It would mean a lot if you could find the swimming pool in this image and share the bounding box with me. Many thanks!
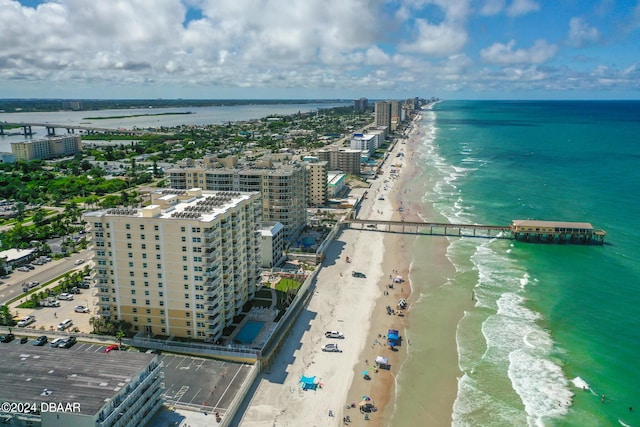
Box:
[235,320,265,344]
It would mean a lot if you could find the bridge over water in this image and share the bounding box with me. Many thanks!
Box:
[0,122,154,137]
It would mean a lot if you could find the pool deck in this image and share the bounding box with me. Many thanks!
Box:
[228,288,278,349]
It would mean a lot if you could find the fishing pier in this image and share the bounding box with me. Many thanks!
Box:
[344,219,606,245]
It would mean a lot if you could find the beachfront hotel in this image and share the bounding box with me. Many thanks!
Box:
[83,188,262,342]
[166,161,306,241]
[10,134,82,160]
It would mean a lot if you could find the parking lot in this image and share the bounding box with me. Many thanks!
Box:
[0,333,255,420]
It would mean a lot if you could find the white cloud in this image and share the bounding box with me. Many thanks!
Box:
[568,17,600,47]
[506,0,539,17]
[480,39,557,64]
[479,0,505,16]
[399,18,468,55]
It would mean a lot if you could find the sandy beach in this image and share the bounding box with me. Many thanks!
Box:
[240,111,460,426]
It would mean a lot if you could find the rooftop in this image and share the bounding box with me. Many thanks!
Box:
[0,345,156,415]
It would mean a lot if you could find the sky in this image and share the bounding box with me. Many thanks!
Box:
[1,0,640,100]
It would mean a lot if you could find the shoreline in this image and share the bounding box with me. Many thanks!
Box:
[239,109,464,426]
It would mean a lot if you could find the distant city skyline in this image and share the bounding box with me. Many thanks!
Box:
[2,0,640,100]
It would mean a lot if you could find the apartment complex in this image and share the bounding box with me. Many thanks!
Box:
[166,163,306,241]
[259,222,286,268]
[354,97,368,112]
[316,145,362,176]
[0,345,163,427]
[11,135,82,161]
[83,189,262,342]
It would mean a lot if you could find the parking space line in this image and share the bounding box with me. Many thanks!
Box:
[189,388,202,405]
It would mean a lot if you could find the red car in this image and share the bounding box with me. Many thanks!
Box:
[104,344,119,353]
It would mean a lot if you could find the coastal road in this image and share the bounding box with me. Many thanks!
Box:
[0,249,91,305]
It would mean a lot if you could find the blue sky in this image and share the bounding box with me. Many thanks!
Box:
[1,0,639,99]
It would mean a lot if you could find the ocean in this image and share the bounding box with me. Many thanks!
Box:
[396,101,640,426]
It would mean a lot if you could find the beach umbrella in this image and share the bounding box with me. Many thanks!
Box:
[362,370,368,376]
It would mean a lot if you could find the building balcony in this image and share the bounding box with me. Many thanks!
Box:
[206,304,222,317]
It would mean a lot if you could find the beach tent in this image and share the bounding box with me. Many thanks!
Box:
[299,375,319,391]
[387,329,400,345]
[394,275,403,283]
[375,356,389,369]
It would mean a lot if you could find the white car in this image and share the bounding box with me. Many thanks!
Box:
[322,343,342,352]
[74,259,85,265]
[74,305,90,313]
[17,315,36,327]
[57,293,74,301]
[325,331,344,339]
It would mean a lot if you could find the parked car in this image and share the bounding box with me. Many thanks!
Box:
[40,298,60,307]
[20,337,28,344]
[325,331,345,339]
[104,344,119,353]
[0,333,15,343]
[49,338,64,348]
[69,287,81,294]
[352,271,366,278]
[57,319,73,330]
[74,259,84,265]
[322,343,342,352]
[32,335,48,346]
[17,315,36,327]
[57,293,73,301]
[59,337,77,348]
[17,266,30,272]
[58,337,76,348]
[77,283,90,289]
[74,305,90,313]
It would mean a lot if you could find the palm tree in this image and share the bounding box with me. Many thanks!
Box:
[115,329,125,348]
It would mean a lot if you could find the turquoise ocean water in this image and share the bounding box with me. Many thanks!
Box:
[402,101,640,426]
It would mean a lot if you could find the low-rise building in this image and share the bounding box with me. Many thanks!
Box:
[0,345,164,427]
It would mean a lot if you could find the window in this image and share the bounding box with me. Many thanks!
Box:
[157,273,162,278]
[143,272,148,278]
[144,281,149,287]
[186,321,191,326]
[161,319,165,324]
[159,291,164,297]
[154,225,159,231]
[132,298,137,304]
[146,308,151,314]
[159,300,164,306]
[192,237,201,243]
[184,275,189,281]
[192,227,201,233]
[160,310,165,315]
[130,280,135,286]
[181,236,186,242]
[181,226,186,232]
[185,303,190,308]
[147,318,151,323]
[186,312,191,318]
[145,300,150,305]
[156,254,161,260]
[140,234,145,240]
[133,307,137,313]
[128,261,134,267]
[131,290,136,295]
[185,293,189,299]
[183,265,188,271]
[133,316,138,322]
[155,235,160,241]
[142,253,147,259]
[141,243,146,250]
[155,244,160,250]
[126,233,131,239]
[129,271,135,277]
[158,282,163,288]
[126,224,131,230]
[144,290,149,296]
[127,243,132,249]
[183,256,188,262]
[156,264,162,269]
[142,263,147,268]
[182,246,187,252]
[128,252,133,258]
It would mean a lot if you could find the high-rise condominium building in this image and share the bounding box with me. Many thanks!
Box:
[166,163,306,241]
[305,159,328,207]
[83,189,262,342]
[374,101,392,129]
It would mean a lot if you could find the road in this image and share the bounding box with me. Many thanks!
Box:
[0,249,91,306]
